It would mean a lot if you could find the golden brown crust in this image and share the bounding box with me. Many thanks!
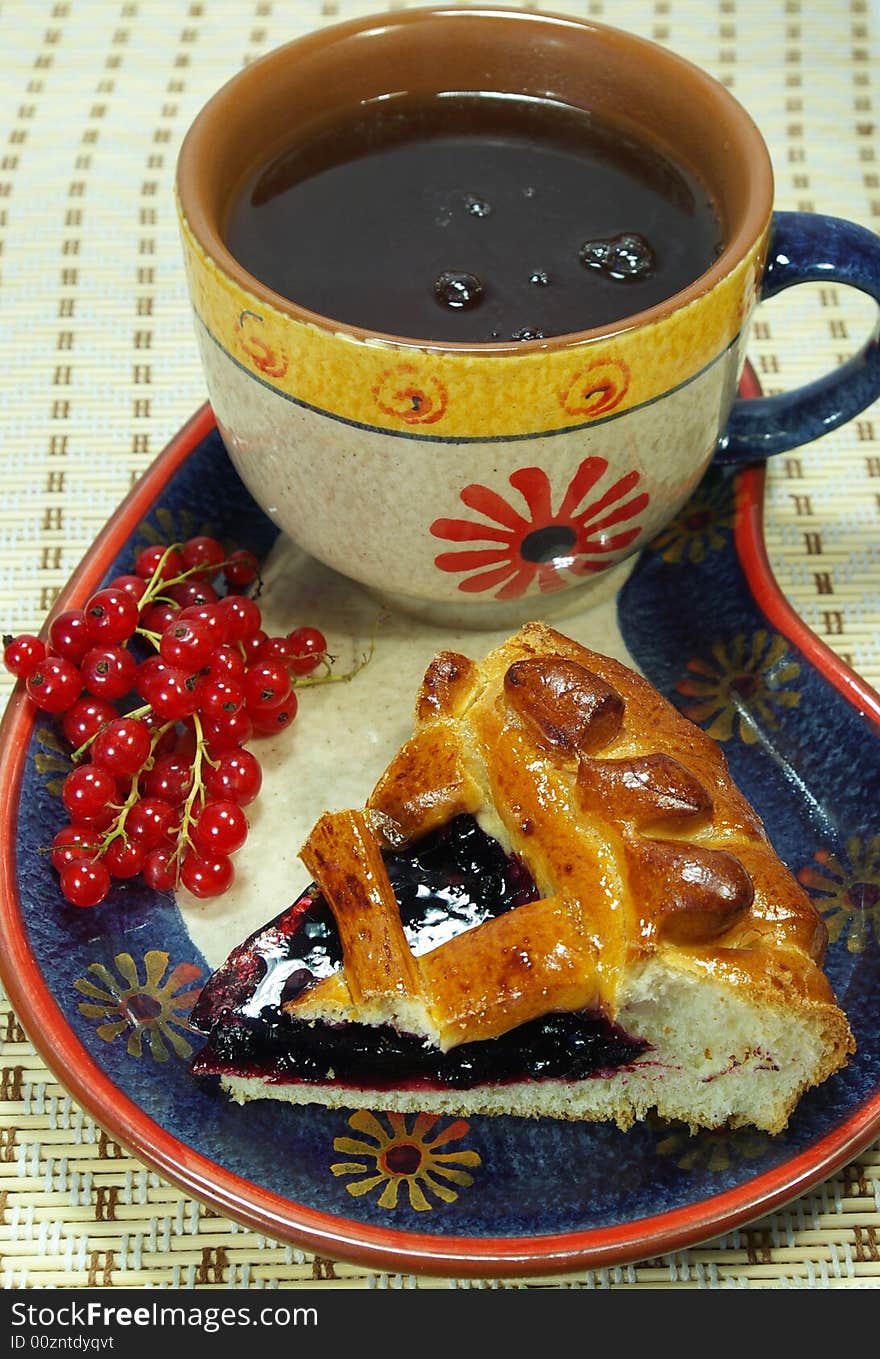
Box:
[420,895,599,1048]
[503,656,625,755]
[487,624,830,979]
[367,721,482,848]
[298,810,422,1014]
[415,650,480,723]
[286,622,853,1083]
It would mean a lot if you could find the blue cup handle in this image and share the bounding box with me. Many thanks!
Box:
[716,210,880,465]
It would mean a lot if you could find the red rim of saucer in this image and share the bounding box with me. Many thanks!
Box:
[734,361,880,728]
[1,385,878,1279]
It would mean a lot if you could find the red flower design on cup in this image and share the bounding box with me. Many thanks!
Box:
[559,357,631,419]
[373,363,448,426]
[235,309,289,379]
[430,456,650,599]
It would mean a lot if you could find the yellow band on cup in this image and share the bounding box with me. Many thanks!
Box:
[178,206,766,440]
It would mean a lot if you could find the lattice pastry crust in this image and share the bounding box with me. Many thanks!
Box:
[210,623,855,1133]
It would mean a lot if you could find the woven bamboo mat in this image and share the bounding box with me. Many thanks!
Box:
[0,0,878,1290]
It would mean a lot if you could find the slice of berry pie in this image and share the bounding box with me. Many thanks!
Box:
[191,623,854,1134]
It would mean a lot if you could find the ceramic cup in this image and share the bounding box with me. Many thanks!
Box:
[175,6,880,628]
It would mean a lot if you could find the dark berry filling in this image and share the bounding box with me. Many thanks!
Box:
[192,1009,647,1091]
[190,814,649,1090]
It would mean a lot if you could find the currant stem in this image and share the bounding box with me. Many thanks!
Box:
[136,541,261,615]
[169,710,209,878]
[137,543,187,613]
[291,637,376,689]
[87,715,173,857]
[147,718,175,757]
[97,770,142,853]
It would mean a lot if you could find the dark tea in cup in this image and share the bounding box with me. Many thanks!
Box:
[223,93,724,344]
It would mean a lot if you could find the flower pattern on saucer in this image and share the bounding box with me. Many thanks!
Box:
[135,504,215,556]
[652,1116,773,1172]
[74,950,202,1062]
[430,456,649,599]
[34,724,73,797]
[650,475,734,564]
[330,1110,480,1212]
[674,630,801,743]
[797,837,880,953]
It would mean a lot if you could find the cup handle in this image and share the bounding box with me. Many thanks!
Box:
[716,210,880,465]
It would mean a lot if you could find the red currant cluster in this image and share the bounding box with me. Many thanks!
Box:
[3,536,334,908]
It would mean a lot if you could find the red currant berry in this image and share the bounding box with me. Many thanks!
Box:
[198,678,245,723]
[81,645,137,701]
[134,655,170,693]
[159,620,214,671]
[203,749,262,806]
[241,630,269,664]
[135,544,184,582]
[143,845,177,892]
[143,667,200,721]
[155,729,178,758]
[174,721,198,761]
[223,549,260,588]
[126,797,176,848]
[26,656,83,713]
[3,633,46,680]
[254,636,292,666]
[190,799,248,856]
[48,610,91,664]
[201,706,254,750]
[60,858,111,908]
[243,660,291,712]
[181,535,226,576]
[109,573,148,603]
[140,601,180,635]
[61,695,117,748]
[250,698,298,736]
[168,579,219,610]
[102,835,145,879]
[204,643,246,684]
[84,588,139,644]
[92,716,153,778]
[143,752,193,804]
[61,764,119,823]
[178,603,229,648]
[180,850,234,899]
[286,626,327,676]
[218,595,262,643]
[50,824,101,872]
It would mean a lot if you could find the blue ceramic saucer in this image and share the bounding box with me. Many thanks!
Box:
[1,399,878,1278]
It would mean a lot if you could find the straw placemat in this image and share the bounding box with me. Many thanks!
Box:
[0,0,878,1290]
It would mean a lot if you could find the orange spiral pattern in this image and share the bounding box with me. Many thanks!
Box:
[558,357,631,418]
[372,363,449,426]
[235,310,289,380]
